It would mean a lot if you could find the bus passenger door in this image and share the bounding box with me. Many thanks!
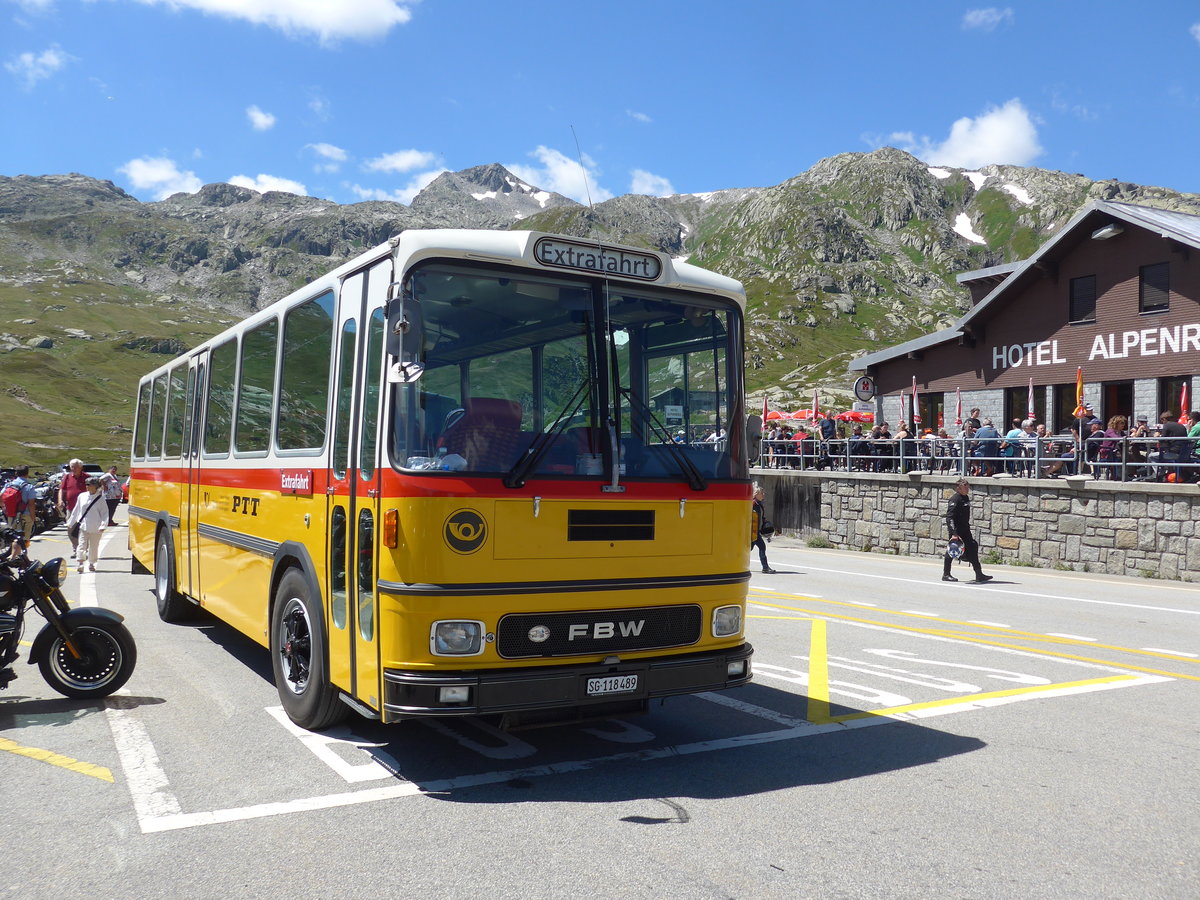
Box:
[326,272,362,698]
[351,263,389,710]
[326,258,389,712]
[182,353,205,601]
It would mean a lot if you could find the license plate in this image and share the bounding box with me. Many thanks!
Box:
[586,674,639,696]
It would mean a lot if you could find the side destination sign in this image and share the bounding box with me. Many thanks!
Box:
[534,237,662,281]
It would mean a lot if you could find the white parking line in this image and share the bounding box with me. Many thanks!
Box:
[1141,648,1199,658]
[769,554,1200,616]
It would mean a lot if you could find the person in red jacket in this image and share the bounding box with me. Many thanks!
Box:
[57,458,88,557]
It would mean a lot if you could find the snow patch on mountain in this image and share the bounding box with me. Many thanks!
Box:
[964,171,987,191]
[954,213,986,244]
[1002,183,1032,205]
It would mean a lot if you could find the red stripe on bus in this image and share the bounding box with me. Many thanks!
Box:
[129,467,750,501]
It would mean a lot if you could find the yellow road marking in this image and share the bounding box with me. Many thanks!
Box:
[750,594,1200,681]
[0,736,114,782]
[829,674,1146,723]
[806,618,830,724]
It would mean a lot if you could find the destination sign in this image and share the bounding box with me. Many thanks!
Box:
[534,237,662,281]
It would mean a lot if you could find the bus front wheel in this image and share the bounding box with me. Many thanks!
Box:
[270,569,347,730]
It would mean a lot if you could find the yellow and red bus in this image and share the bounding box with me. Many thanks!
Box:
[129,229,752,730]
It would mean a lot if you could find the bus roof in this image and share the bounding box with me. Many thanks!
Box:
[137,228,745,382]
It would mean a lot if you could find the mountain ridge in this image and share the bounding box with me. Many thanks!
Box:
[2,148,1198,466]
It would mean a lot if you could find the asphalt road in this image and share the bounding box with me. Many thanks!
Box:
[3,522,1198,899]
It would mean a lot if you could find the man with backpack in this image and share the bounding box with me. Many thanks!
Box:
[2,465,37,544]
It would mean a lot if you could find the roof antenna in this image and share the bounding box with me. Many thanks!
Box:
[570,125,595,212]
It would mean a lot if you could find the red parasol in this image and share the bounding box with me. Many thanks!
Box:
[838,410,874,423]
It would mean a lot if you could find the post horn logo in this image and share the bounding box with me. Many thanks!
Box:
[444,509,487,554]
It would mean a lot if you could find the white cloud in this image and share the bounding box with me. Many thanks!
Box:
[306,142,347,173]
[5,44,72,89]
[507,146,613,205]
[630,169,674,197]
[228,173,307,195]
[1191,23,1200,45]
[246,104,276,130]
[890,99,1042,169]
[962,7,1013,31]
[12,0,55,13]
[130,0,415,44]
[118,156,203,200]
[307,93,332,120]
[627,110,652,124]
[349,168,445,204]
[363,149,440,174]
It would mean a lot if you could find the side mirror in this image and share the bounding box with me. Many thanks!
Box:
[386,284,425,383]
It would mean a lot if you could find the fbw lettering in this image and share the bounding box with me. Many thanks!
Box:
[232,496,261,515]
[568,620,646,640]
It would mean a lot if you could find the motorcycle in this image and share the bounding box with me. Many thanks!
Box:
[32,478,62,534]
[0,527,136,698]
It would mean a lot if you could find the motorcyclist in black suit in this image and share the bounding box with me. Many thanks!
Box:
[942,478,991,584]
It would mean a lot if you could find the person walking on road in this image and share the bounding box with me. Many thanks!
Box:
[751,483,777,574]
[100,465,122,526]
[942,477,991,584]
[66,476,106,573]
[58,458,88,558]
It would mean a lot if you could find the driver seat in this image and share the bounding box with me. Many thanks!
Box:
[439,398,524,471]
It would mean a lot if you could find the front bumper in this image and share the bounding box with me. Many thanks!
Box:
[381,642,752,722]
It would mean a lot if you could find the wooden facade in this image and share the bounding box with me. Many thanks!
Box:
[853,201,1200,428]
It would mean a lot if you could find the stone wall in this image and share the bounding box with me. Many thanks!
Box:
[755,469,1200,582]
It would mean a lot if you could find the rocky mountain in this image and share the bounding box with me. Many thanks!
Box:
[2,149,1198,466]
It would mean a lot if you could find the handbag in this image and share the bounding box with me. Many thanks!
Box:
[760,518,775,536]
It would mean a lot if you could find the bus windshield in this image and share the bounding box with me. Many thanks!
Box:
[392,262,744,482]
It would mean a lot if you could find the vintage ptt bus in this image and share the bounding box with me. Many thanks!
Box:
[129,229,752,729]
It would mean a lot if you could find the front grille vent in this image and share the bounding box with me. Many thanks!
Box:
[567,509,654,542]
[497,604,701,658]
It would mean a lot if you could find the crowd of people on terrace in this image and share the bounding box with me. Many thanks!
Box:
[755,405,1200,484]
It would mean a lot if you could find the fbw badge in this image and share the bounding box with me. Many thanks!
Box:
[444,509,487,554]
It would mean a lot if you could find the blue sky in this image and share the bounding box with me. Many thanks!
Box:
[3,1,1199,206]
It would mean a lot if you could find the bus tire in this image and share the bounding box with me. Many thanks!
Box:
[154,529,192,623]
[270,568,347,731]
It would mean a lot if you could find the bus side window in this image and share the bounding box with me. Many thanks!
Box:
[163,364,187,458]
[333,319,356,479]
[234,317,278,455]
[357,509,374,641]
[330,506,347,630]
[360,309,384,481]
[277,290,336,453]
[133,380,152,461]
[148,372,168,460]
[205,339,237,456]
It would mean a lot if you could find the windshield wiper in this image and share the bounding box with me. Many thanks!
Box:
[619,387,708,491]
[502,380,590,489]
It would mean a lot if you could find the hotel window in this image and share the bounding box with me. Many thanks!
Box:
[1139,262,1169,313]
[1069,275,1096,323]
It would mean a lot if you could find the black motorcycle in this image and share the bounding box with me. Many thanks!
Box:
[0,528,136,698]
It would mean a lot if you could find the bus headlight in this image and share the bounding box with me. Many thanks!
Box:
[712,605,742,637]
[431,620,484,656]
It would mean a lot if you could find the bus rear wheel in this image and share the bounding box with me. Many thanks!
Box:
[270,569,347,731]
[154,530,192,623]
